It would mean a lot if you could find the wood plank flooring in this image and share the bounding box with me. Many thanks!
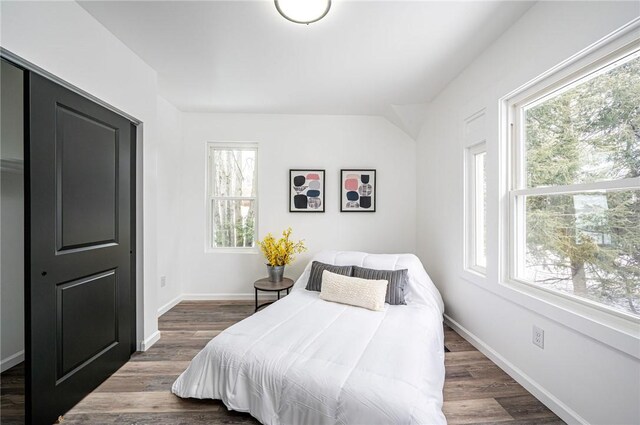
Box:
[1,300,563,424]
[0,362,24,425]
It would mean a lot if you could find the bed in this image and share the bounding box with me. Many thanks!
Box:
[172,250,446,424]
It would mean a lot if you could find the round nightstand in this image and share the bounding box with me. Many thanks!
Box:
[254,277,294,312]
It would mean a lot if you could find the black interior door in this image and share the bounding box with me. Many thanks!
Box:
[26,72,136,425]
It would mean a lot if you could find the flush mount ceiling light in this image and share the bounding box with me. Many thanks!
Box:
[275,0,331,25]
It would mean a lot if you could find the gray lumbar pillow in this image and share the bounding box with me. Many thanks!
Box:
[306,261,353,292]
[352,266,407,305]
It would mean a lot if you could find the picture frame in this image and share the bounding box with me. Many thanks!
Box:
[340,169,376,212]
[289,169,325,212]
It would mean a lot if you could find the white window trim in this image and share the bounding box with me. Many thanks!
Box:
[501,22,640,320]
[464,141,487,276]
[205,142,259,253]
[494,19,640,359]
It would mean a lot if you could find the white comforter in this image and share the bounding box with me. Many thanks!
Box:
[172,251,446,425]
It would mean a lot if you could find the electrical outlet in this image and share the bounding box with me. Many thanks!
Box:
[532,325,544,349]
[160,276,167,288]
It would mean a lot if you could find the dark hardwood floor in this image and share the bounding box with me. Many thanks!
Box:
[0,361,24,424]
[1,300,563,424]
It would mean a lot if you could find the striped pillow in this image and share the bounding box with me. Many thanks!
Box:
[352,266,407,305]
[306,261,353,292]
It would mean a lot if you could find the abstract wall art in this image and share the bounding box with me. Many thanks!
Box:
[289,169,325,212]
[340,169,376,212]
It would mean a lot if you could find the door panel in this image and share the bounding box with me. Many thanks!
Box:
[56,270,118,380]
[56,105,118,251]
[27,72,135,425]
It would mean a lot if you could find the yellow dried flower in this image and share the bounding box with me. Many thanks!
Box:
[257,227,306,266]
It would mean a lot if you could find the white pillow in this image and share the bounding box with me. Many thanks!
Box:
[319,270,388,311]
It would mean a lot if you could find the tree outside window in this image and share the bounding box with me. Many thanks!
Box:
[511,50,639,316]
[208,144,258,249]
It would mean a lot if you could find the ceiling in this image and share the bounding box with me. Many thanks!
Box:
[79,1,533,127]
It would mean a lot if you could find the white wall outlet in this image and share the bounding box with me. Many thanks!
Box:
[533,325,544,349]
[160,275,167,288]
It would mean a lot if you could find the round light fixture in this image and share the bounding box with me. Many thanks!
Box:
[275,0,331,25]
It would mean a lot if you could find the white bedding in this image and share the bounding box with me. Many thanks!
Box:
[172,251,446,425]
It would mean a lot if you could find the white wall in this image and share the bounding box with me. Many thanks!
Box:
[156,96,184,311]
[1,60,25,371]
[416,2,640,424]
[180,113,417,297]
[0,1,167,348]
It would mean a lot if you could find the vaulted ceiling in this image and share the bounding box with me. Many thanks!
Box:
[79,1,534,136]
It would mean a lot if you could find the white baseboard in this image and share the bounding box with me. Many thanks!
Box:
[1,350,24,373]
[140,330,161,352]
[181,293,278,301]
[157,295,183,316]
[444,314,588,425]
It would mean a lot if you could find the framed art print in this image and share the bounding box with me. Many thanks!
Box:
[289,169,325,212]
[340,169,376,212]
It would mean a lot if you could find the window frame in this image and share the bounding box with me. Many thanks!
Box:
[465,141,488,276]
[503,37,640,322]
[205,142,259,252]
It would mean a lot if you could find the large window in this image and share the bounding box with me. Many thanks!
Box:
[506,43,639,318]
[207,143,258,249]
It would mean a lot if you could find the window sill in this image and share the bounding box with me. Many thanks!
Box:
[507,276,639,324]
[504,279,639,357]
[205,248,259,255]
[461,268,488,287]
[462,272,640,359]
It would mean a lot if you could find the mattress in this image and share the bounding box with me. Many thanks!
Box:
[172,251,446,425]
